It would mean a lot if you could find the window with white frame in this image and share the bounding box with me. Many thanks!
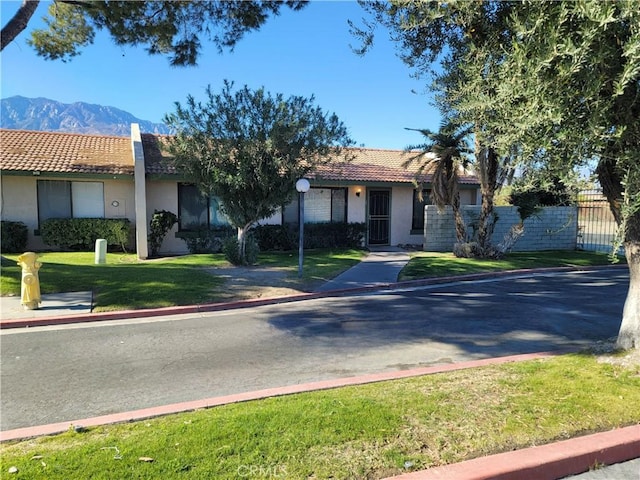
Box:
[37,180,104,225]
[283,187,347,224]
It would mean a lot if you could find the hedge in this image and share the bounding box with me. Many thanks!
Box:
[40,218,132,252]
[253,222,366,251]
[1,221,28,253]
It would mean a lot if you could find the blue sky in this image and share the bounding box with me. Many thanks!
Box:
[1,1,441,150]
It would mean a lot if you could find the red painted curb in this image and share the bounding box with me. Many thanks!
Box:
[385,425,640,480]
[0,351,556,442]
[0,265,627,330]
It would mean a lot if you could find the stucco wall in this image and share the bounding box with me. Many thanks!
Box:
[1,175,135,251]
[390,186,424,246]
[145,180,186,254]
[424,205,578,252]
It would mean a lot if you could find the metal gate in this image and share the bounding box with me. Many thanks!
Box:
[577,190,619,253]
[368,190,390,245]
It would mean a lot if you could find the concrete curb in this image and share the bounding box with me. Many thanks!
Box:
[2,350,637,480]
[0,351,556,442]
[386,425,640,480]
[0,264,627,330]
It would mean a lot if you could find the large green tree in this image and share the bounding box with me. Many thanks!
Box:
[2,0,306,66]
[164,81,353,264]
[355,0,513,256]
[491,1,640,349]
[357,0,640,348]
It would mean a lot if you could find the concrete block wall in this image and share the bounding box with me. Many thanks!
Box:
[424,206,578,252]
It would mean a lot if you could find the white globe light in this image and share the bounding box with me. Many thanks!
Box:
[296,178,310,193]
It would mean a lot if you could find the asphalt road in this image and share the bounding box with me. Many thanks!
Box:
[0,268,629,431]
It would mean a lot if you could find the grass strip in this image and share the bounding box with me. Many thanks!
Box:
[1,352,638,479]
[399,250,625,281]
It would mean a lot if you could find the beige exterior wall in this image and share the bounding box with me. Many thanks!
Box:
[145,180,186,254]
[0,175,134,250]
[347,185,366,223]
[389,185,424,246]
[104,180,136,220]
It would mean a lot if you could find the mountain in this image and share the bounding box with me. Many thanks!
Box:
[0,96,171,136]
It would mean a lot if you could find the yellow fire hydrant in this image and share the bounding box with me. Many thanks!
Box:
[17,252,41,310]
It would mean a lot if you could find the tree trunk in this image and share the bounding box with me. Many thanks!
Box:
[616,239,640,349]
[476,143,499,254]
[451,191,467,243]
[237,226,246,264]
[598,160,640,350]
[1,0,39,51]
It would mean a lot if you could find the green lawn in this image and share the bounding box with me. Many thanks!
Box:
[399,250,625,281]
[1,249,623,312]
[0,249,366,312]
[1,353,638,479]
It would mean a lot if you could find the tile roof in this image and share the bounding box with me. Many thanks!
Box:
[0,130,478,185]
[140,135,479,185]
[141,133,177,175]
[312,147,478,185]
[0,129,133,176]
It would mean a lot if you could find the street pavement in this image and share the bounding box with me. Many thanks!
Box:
[1,250,638,479]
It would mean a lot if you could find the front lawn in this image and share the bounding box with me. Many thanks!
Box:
[0,249,366,312]
[1,352,638,479]
[399,250,625,281]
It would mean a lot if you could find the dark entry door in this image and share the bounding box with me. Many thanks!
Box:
[368,190,390,245]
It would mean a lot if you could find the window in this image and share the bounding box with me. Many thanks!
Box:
[412,189,432,231]
[283,187,347,224]
[178,184,229,230]
[37,180,104,225]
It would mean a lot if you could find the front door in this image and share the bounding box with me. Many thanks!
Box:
[368,189,390,245]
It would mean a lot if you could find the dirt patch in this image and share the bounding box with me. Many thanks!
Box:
[205,265,313,301]
[592,339,640,370]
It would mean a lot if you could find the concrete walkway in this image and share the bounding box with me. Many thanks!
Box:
[0,291,93,320]
[315,246,411,292]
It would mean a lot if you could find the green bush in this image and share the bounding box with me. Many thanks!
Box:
[223,235,259,265]
[181,226,235,254]
[253,222,366,251]
[148,210,178,257]
[1,221,28,253]
[40,218,132,252]
[252,225,297,251]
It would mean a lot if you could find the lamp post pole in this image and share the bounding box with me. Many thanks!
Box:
[295,179,310,278]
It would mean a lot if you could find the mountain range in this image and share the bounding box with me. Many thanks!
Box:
[0,96,171,136]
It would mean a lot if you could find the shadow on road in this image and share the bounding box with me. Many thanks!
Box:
[267,270,629,358]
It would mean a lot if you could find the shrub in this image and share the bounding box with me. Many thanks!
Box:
[148,210,177,257]
[40,218,131,251]
[253,222,366,251]
[252,225,296,251]
[223,235,259,265]
[182,226,235,254]
[1,221,28,253]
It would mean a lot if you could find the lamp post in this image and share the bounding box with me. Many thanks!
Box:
[295,178,310,278]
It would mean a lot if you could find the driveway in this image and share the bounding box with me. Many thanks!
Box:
[0,268,628,431]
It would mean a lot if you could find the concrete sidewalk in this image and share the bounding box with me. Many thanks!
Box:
[0,291,93,320]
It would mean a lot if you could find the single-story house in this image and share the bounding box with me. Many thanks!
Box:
[1,125,480,257]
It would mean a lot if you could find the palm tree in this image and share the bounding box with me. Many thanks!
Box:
[404,121,472,244]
